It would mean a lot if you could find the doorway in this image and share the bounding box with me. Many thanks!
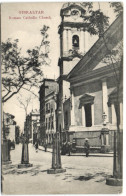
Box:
[85,103,92,127]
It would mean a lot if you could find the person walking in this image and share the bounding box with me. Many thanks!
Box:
[35,141,38,153]
[67,142,71,156]
[84,138,90,157]
[61,142,66,155]
[44,142,47,152]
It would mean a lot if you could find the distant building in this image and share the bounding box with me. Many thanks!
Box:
[24,109,40,143]
[3,112,16,142]
[39,79,58,145]
[15,126,20,144]
[33,120,40,144]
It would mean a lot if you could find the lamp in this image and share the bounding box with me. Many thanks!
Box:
[58,106,62,114]
[102,112,107,126]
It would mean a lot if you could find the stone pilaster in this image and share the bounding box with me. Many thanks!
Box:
[120,102,123,130]
[80,28,84,53]
[81,106,85,126]
[101,78,108,122]
[71,90,75,126]
[91,104,94,126]
[63,29,67,55]
[68,29,72,51]
[111,104,116,125]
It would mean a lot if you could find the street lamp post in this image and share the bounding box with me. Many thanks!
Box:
[2,111,12,165]
[47,94,66,174]
[101,112,110,153]
[106,102,123,186]
[18,119,33,168]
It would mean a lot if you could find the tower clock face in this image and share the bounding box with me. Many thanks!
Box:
[71,9,80,19]
[71,10,79,16]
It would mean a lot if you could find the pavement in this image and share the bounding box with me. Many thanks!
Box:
[39,145,113,157]
[2,143,122,194]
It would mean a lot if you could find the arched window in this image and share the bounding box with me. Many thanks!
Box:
[72,35,79,48]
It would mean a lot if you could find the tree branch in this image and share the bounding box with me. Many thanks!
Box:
[2,83,24,103]
[22,87,39,98]
[102,35,119,84]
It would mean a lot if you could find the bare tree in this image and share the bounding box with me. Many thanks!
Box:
[17,95,33,117]
[2,25,50,103]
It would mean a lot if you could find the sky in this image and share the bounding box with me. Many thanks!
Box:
[1,1,117,131]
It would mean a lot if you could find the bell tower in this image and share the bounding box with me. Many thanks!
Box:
[58,3,87,99]
[58,3,87,77]
[57,3,87,135]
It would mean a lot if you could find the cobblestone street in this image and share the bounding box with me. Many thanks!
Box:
[2,144,122,194]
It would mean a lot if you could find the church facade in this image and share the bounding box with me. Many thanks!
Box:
[66,13,123,151]
[39,3,123,152]
[57,3,123,151]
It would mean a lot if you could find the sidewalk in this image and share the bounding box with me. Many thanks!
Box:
[39,145,52,153]
[38,145,113,157]
[3,143,121,194]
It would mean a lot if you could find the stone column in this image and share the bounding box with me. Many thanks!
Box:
[80,28,84,53]
[63,29,67,55]
[101,77,110,153]
[66,29,68,52]
[61,96,64,130]
[120,102,123,130]
[68,29,72,51]
[84,31,88,53]
[106,134,109,146]
[18,136,33,168]
[101,134,104,146]
[101,128,110,153]
[54,104,56,133]
[71,90,75,126]
[91,104,94,126]
[102,78,108,122]
[81,106,85,126]
[112,104,116,125]
[2,139,12,165]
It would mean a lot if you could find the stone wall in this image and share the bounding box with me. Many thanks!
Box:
[94,91,103,125]
[74,80,103,126]
[73,131,101,147]
[73,76,116,127]
[69,130,115,150]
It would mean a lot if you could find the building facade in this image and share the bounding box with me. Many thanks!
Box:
[24,109,40,143]
[38,4,123,152]
[39,79,58,145]
[57,3,96,141]
[15,126,20,144]
[66,14,123,151]
[3,112,17,142]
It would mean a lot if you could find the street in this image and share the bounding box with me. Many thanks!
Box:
[2,144,122,194]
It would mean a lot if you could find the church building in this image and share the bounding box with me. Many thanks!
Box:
[66,13,123,152]
[39,3,123,153]
[57,3,123,152]
[57,3,92,142]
